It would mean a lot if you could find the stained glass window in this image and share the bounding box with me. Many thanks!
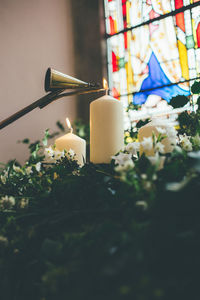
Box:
[104,0,200,107]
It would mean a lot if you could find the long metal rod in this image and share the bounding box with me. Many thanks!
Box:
[106,2,200,38]
[0,88,105,130]
[39,88,105,108]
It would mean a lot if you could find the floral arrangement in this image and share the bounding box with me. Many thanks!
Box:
[0,83,200,300]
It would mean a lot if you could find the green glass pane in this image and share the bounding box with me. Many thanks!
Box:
[118,57,125,68]
[186,35,195,49]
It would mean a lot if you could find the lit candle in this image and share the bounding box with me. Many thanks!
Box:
[55,118,86,166]
[90,79,124,164]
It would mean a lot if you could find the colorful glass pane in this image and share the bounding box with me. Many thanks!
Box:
[104,0,200,106]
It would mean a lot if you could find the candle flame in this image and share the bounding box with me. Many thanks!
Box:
[103,78,108,90]
[66,118,72,132]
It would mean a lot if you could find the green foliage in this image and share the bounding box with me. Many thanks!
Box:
[126,102,141,111]
[136,119,150,129]
[191,81,200,94]
[0,117,200,300]
[42,129,50,146]
[197,96,200,109]
[56,121,65,132]
[169,95,189,108]
[178,110,200,136]
[20,138,30,144]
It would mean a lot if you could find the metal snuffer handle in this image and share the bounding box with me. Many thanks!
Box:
[0,68,104,130]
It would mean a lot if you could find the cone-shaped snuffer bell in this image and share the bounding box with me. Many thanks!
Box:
[45,68,98,92]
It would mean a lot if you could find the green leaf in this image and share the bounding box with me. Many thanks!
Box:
[22,138,30,144]
[42,129,50,146]
[169,95,189,108]
[56,121,65,132]
[17,138,30,144]
[136,119,149,129]
[197,96,200,109]
[191,81,200,94]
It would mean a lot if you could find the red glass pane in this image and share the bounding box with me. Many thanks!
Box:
[175,0,183,9]
[124,32,128,49]
[122,0,127,29]
[109,16,115,35]
[112,87,120,99]
[176,12,185,32]
[197,23,200,48]
[122,0,126,16]
[112,51,118,72]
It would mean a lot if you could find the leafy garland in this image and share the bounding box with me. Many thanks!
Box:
[0,83,200,300]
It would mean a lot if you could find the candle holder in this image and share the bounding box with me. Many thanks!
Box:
[0,68,105,130]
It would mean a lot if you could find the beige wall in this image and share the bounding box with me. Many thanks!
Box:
[0,0,77,163]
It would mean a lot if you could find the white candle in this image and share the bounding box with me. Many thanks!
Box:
[55,119,86,166]
[90,81,124,164]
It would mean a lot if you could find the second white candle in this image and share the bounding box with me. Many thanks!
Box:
[55,119,86,166]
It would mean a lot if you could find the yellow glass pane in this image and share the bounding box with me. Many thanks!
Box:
[192,19,197,48]
[126,1,131,27]
[177,40,189,80]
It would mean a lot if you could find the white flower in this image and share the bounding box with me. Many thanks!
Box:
[0,235,8,246]
[112,152,132,166]
[173,145,183,153]
[125,142,140,155]
[44,146,54,159]
[188,151,200,159]
[115,165,125,173]
[152,174,157,181]
[0,195,15,210]
[166,126,177,139]
[156,127,166,135]
[170,137,178,146]
[1,170,8,184]
[192,134,200,148]
[1,174,7,185]
[182,141,193,152]
[115,159,134,173]
[124,113,131,131]
[166,177,190,192]
[143,181,152,191]
[141,174,147,180]
[179,134,193,152]
[147,152,160,166]
[54,150,65,160]
[61,150,65,157]
[19,198,29,209]
[68,149,75,158]
[35,162,41,172]
[13,164,21,173]
[26,166,33,175]
[179,134,190,143]
[155,142,165,154]
[148,153,166,170]
[135,201,148,210]
[141,137,153,151]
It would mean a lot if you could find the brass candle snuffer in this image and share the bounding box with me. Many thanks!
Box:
[0,68,105,130]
